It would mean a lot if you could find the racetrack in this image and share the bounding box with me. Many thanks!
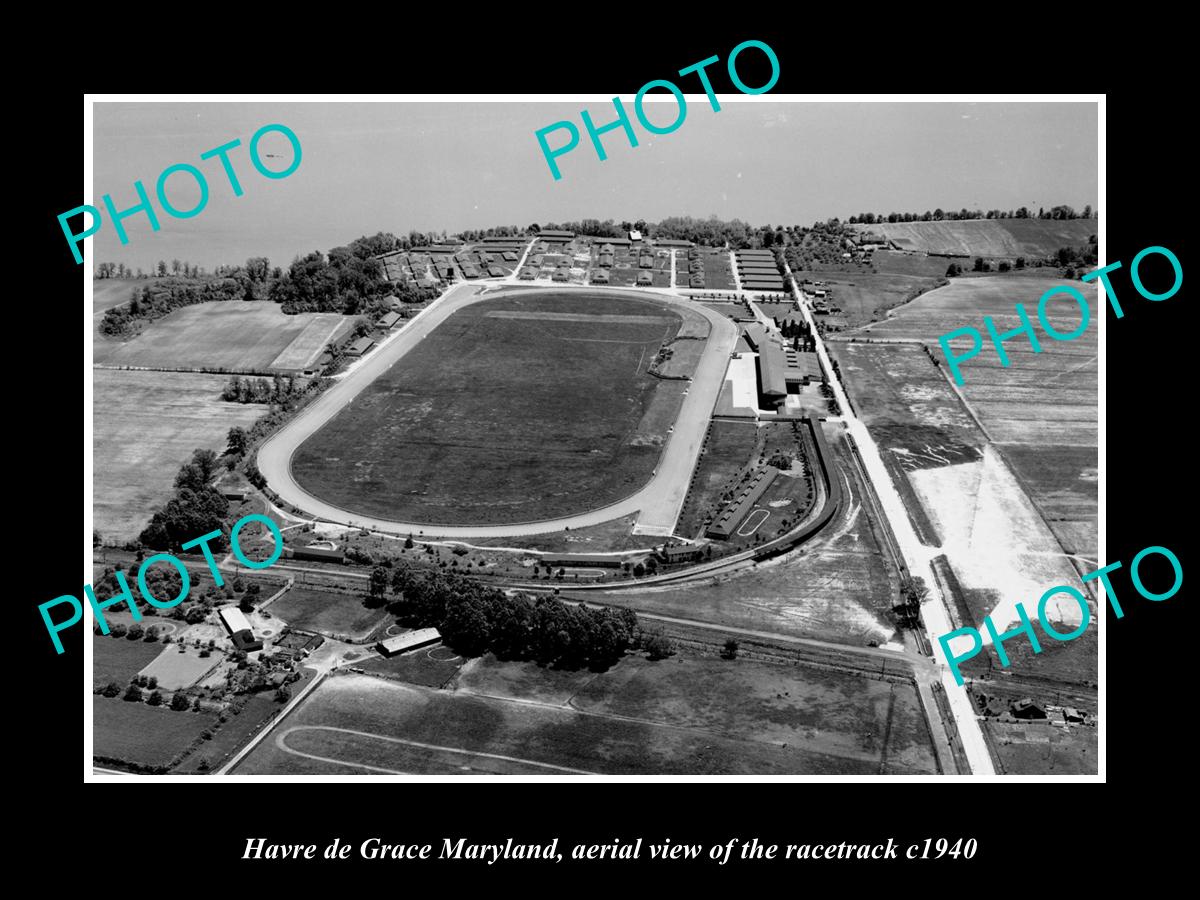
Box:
[256,283,738,538]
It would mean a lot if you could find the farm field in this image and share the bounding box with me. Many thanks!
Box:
[92,635,167,689]
[95,300,352,370]
[590,434,901,646]
[93,278,138,313]
[809,273,943,329]
[93,370,264,542]
[292,292,690,525]
[827,342,984,546]
[862,219,1096,258]
[999,444,1097,565]
[868,251,959,278]
[235,652,937,775]
[982,720,1096,775]
[859,274,1098,566]
[93,696,220,771]
[173,669,317,774]
[269,587,391,641]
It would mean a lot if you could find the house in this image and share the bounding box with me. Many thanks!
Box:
[660,544,702,564]
[502,251,519,262]
[460,263,481,278]
[628,229,642,242]
[519,268,537,280]
[382,295,402,311]
[689,275,705,288]
[598,254,613,268]
[591,270,610,284]
[1011,698,1048,720]
[218,607,263,653]
[552,268,570,282]
[376,627,441,658]
[377,311,401,329]
[344,337,374,357]
[487,265,506,277]
[637,271,653,286]
[639,256,653,269]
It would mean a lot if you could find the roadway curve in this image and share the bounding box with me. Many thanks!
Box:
[256,282,738,539]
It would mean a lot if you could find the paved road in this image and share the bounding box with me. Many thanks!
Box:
[783,260,994,775]
[257,283,737,539]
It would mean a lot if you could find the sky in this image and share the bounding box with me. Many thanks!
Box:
[90,100,1098,273]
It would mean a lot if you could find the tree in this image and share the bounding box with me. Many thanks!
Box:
[370,566,389,599]
[721,639,739,660]
[147,690,164,706]
[898,575,929,628]
[645,633,675,661]
[226,426,249,457]
[274,686,291,703]
[123,684,143,702]
[633,563,646,578]
[1015,256,1026,269]
[102,681,122,698]
[973,257,986,272]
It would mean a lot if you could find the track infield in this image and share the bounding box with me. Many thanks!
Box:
[275,287,735,533]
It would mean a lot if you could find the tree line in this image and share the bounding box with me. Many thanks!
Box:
[138,449,230,551]
[848,204,1094,225]
[221,374,304,405]
[380,565,668,670]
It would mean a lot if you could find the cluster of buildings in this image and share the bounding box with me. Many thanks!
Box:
[378,236,529,286]
[742,324,825,407]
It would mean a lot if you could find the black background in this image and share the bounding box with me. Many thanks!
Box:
[19,29,1190,888]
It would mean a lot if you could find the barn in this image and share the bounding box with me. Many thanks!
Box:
[218,606,263,652]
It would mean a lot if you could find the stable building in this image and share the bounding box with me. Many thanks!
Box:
[344,337,374,357]
[706,468,779,539]
[376,627,441,658]
[541,553,624,568]
[218,606,263,653]
[286,541,346,563]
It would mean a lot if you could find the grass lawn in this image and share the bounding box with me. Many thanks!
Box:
[674,420,759,539]
[92,635,166,689]
[360,645,466,688]
[292,291,691,525]
[92,369,264,542]
[96,300,351,371]
[93,696,219,770]
[269,587,391,640]
[140,644,223,690]
[234,652,936,775]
